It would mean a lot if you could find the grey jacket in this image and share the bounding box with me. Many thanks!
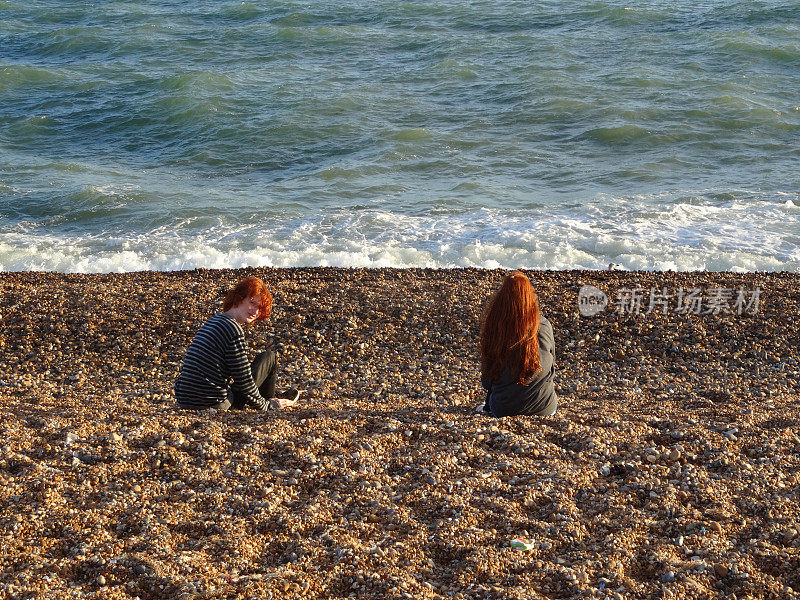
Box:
[481,315,556,417]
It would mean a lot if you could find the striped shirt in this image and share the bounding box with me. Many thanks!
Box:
[175,313,269,410]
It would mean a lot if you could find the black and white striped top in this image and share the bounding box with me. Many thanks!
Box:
[175,313,269,410]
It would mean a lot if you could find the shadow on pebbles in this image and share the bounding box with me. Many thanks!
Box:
[1,268,800,599]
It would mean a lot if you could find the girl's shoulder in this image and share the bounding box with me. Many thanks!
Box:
[538,315,555,342]
[207,313,244,336]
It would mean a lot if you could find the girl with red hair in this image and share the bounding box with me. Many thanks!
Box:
[175,276,299,411]
[479,271,557,417]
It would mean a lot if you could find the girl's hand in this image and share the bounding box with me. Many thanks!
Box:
[274,397,297,409]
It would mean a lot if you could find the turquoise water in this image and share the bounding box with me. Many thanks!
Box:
[1,0,799,271]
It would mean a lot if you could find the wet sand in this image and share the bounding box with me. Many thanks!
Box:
[1,267,799,599]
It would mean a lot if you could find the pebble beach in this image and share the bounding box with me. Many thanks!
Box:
[2,267,799,600]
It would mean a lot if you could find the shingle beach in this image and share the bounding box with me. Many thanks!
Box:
[2,268,799,600]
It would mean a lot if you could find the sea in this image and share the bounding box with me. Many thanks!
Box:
[1,0,798,273]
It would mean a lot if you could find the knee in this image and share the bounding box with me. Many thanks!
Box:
[541,397,558,417]
[255,350,276,369]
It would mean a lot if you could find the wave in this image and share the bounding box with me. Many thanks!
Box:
[220,2,265,21]
[715,32,800,65]
[0,64,67,90]
[32,25,119,59]
[579,124,652,144]
[2,196,798,273]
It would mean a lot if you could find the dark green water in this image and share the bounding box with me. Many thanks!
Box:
[1,0,798,271]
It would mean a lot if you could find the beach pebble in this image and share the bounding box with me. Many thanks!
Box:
[2,267,797,600]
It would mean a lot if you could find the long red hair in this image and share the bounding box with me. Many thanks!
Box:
[480,270,541,384]
[223,277,272,321]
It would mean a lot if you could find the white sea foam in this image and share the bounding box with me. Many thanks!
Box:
[1,196,798,273]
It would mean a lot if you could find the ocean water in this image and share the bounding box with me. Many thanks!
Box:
[1,0,799,272]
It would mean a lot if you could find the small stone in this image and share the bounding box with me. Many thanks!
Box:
[65,432,79,445]
[97,575,106,585]
[714,564,728,578]
[109,432,123,443]
[723,429,738,441]
[662,571,675,583]
[668,448,681,461]
[79,453,100,465]
[710,521,722,534]
[133,565,146,575]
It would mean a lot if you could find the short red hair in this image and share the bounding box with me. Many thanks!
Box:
[480,270,541,384]
[222,277,272,321]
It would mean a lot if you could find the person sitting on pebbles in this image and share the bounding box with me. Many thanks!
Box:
[175,276,300,411]
[478,270,557,417]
